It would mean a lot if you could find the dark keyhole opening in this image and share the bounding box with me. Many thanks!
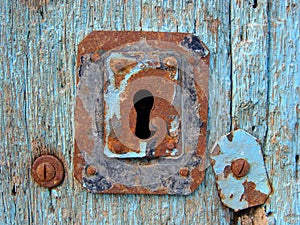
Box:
[134,89,154,139]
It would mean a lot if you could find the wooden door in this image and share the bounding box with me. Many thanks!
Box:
[1,0,299,224]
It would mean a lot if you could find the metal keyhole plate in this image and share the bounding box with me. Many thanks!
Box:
[74,31,209,195]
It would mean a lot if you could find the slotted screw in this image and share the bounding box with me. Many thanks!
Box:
[231,158,250,178]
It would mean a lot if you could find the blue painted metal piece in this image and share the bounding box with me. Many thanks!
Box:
[210,129,271,212]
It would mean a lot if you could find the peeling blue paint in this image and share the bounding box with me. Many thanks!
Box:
[210,129,271,212]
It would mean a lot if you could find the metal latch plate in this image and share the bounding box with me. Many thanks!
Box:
[74,31,209,195]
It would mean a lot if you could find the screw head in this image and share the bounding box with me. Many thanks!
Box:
[32,155,64,188]
[179,168,190,177]
[166,140,177,150]
[86,165,97,175]
[231,158,250,178]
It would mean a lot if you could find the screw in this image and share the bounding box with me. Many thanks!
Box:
[32,155,64,188]
[166,140,177,150]
[86,165,97,175]
[179,168,189,177]
[231,158,250,178]
[36,162,56,182]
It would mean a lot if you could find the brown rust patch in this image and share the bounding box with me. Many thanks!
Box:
[107,136,139,154]
[227,132,234,142]
[223,165,232,178]
[91,53,101,62]
[155,136,179,157]
[96,184,169,195]
[74,141,86,182]
[190,168,205,192]
[194,75,208,161]
[75,97,94,154]
[207,17,221,35]
[86,165,97,176]
[241,181,268,207]
[211,144,221,156]
[109,58,138,89]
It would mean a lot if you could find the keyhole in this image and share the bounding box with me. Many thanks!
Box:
[134,89,154,139]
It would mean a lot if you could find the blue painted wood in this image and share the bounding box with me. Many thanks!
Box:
[0,0,299,224]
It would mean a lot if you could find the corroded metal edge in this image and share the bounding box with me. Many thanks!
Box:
[76,31,209,84]
[74,31,209,195]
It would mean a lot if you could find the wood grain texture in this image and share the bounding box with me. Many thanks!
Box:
[0,0,299,224]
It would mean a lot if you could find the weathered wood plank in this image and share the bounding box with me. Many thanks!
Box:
[0,0,299,224]
[264,1,299,224]
[230,0,270,222]
[231,0,269,138]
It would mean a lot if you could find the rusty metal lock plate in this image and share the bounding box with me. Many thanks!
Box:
[74,31,209,195]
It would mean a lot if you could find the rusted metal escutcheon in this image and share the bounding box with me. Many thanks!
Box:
[74,31,209,195]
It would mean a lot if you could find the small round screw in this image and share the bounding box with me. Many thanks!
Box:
[86,165,97,175]
[231,158,250,178]
[32,155,64,188]
[179,168,190,177]
[166,140,177,150]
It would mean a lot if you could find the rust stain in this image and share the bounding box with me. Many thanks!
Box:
[226,132,234,142]
[190,168,205,192]
[94,183,169,195]
[73,141,86,182]
[241,181,268,207]
[75,97,94,154]
[107,136,139,154]
[208,18,221,35]
[195,77,208,160]
[31,138,53,158]
[211,144,221,156]
[91,53,101,62]
[109,58,138,89]
[223,165,232,178]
